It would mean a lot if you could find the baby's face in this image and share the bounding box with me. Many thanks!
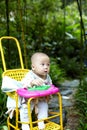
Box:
[32,55,50,79]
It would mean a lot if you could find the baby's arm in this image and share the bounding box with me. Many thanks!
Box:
[21,72,44,88]
[21,72,32,88]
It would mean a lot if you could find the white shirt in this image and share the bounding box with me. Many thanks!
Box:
[21,70,52,88]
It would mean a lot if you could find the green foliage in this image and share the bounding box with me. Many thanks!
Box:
[74,79,87,130]
[50,58,65,86]
[0,0,86,79]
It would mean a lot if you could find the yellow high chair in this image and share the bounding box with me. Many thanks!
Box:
[0,36,63,130]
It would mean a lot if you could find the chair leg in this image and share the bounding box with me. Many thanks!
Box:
[7,117,10,130]
[58,92,63,130]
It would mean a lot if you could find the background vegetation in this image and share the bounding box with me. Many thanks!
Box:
[0,0,87,129]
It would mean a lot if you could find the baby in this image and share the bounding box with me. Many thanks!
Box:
[20,52,52,130]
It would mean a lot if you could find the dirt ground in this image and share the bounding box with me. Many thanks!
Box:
[64,106,79,130]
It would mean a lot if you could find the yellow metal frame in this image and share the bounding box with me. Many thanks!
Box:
[27,93,63,130]
[0,36,63,130]
[0,36,24,71]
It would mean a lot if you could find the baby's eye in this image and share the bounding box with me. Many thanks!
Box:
[46,63,50,66]
[41,63,45,66]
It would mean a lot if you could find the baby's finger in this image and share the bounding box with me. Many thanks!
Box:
[35,80,44,86]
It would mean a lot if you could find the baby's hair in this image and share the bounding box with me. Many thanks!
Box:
[31,52,49,63]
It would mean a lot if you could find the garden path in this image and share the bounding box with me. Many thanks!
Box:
[49,79,80,130]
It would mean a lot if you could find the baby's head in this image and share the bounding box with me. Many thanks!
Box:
[31,52,50,79]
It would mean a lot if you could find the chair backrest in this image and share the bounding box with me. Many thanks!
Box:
[2,69,29,99]
[2,69,29,81]
[0,36,29,99]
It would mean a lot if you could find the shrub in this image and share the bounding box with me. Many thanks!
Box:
[50,58,66,86]
[74,79,87,130]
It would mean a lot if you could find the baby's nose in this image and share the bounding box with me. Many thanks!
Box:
[44,65,48,68]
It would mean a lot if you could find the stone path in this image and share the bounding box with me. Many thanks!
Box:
[49,79,80,129]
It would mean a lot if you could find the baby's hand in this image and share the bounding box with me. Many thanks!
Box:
[30,79,44,87]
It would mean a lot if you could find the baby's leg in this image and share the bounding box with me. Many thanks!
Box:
[20,104,30,130]
[37,101,48,129]
[20,102,34,130]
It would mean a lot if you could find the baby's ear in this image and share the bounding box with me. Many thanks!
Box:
[31,64,35,70]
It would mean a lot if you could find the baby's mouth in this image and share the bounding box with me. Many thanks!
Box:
[44,72,47,74]
[44,70,48,73]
